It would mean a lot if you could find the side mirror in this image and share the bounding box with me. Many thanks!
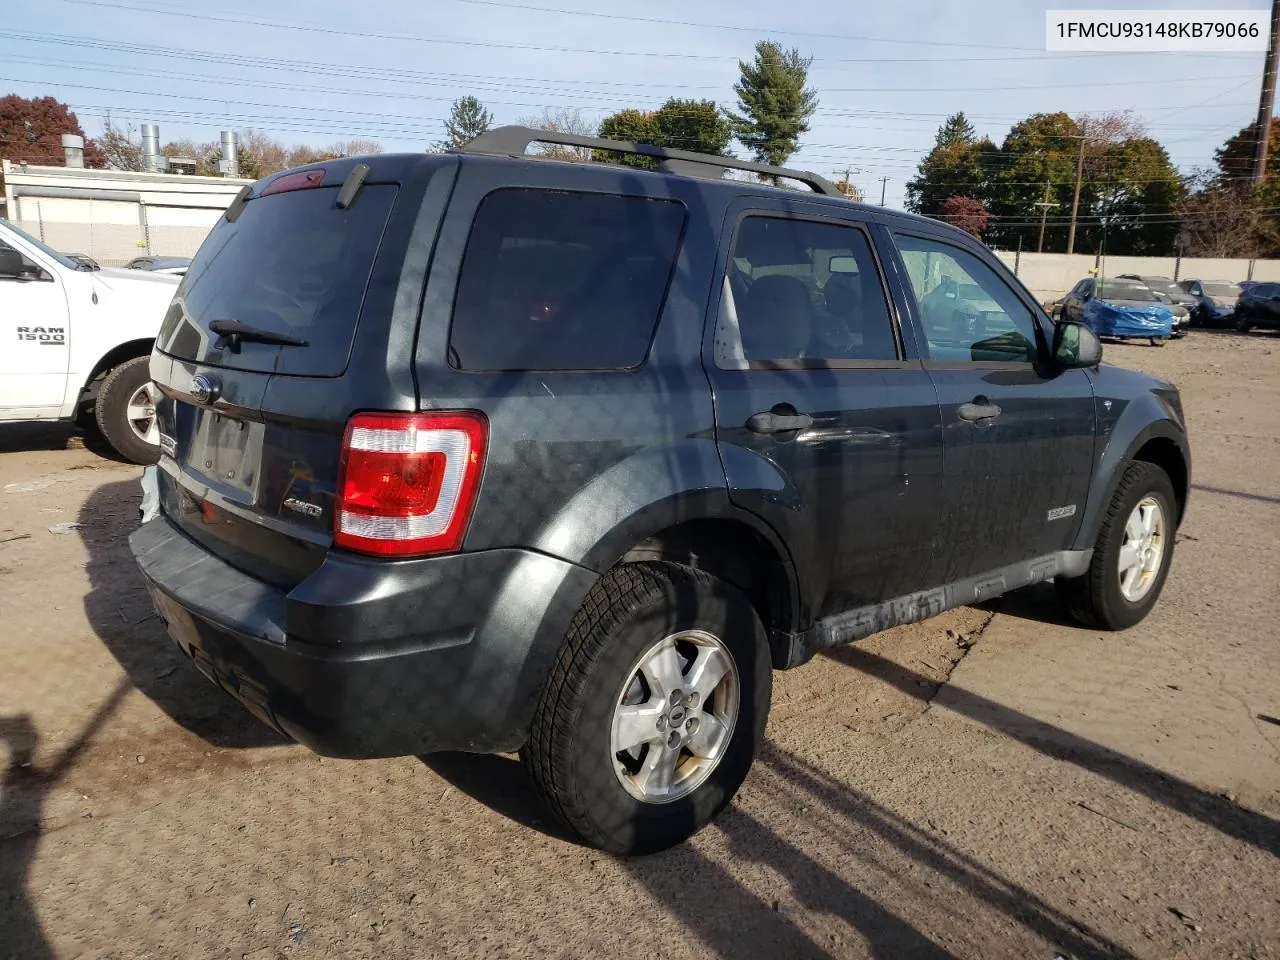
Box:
[1053,319,1102,369]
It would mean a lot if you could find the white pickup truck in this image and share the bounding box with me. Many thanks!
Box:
[0,218,180,464]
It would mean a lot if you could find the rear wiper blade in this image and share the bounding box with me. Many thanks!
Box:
[209,319,309,350]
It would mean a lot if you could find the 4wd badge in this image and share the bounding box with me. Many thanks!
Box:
[1047,504,1077,522]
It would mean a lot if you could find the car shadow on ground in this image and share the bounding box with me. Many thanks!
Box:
[825,643,1280,858]
[0,421,131,463]
[1191,484,1280,506]
[424,744,1126,959]
[974,583,1078,628]
[78,478,285,750]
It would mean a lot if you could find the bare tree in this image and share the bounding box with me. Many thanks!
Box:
[517,107,596,160]
[97,118,144,171]
[1176,172,1262,258]
[1078,110,1146,146]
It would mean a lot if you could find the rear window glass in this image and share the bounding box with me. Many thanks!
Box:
[449,189,685,371]
[157,184,397,377]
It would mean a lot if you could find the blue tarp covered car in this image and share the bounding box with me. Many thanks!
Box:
[1082,281,1175,340]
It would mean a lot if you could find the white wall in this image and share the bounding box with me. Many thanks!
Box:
[996,251,1276,303]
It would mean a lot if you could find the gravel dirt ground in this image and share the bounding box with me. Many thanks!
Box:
[1,330,1278,960]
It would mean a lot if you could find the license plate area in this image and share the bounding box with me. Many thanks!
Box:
[183,408,265,499]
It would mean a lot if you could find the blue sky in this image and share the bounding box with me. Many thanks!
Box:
[0,0,1268,208]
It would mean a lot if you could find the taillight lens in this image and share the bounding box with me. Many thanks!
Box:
[335,411,488,557]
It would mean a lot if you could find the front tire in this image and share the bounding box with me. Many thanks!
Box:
[1057,461,1177,630]
[523,562,771,855]
[94,356,160,465]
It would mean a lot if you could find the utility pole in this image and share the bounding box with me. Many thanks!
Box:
[1066,135,1087,255]
[1254,0,1280,183]
[1034,181,1057,253]
[879,176,889,206]
[833,166,856,199]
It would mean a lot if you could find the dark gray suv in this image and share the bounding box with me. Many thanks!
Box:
[130,128,1190,854]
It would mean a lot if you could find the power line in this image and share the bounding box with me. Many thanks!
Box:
[3,72,1244,169]
[5,29,1258,129]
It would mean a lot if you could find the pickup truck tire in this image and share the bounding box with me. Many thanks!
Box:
[95,356,161,465]
[1057,461,1176,631]
[523,561,771,855]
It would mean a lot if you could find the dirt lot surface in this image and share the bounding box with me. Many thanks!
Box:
[2,330,1278,960]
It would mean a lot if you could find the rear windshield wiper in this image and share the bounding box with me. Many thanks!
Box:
[209,318,309,350]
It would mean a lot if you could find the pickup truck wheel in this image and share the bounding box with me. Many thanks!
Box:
[95,356,160,465]
[523,561,771,855]
[1056,461,1176,630]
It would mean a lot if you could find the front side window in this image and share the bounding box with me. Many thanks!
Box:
[894,234,1041,363]
[717,215,899,366]
[450,189,686,371]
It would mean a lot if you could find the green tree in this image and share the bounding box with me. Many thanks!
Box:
[935,111,977,150]
[597,108,659,167]
[596,99,731,168]
[1207,119,1280,255]
[906,113,995,217]
[983,112,1081,252]
[727,40,818,168]
[438,96,492,151]
[1213,119,1280,184]
[1085,137,1184,255]
[653,99,731,156]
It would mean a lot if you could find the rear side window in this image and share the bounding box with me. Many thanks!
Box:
[157,184,397,377]
[449,189,685,371]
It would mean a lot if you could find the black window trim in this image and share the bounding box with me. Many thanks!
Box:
[889,227,1050,370]
[445,184,690,373]
[712,208,914,372]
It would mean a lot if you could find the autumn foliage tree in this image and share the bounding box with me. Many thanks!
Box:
[0,95,105,168]
[939,196,989,237]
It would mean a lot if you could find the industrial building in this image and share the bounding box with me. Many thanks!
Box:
[0,126,251,267]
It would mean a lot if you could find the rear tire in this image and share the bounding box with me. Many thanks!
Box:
[94,356,160,465]
[523,561,771,855]
[1236,315,1253,333]
[1057,461,1177,631]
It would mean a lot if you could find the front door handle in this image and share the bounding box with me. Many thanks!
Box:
[747,408,814,434]
[957,397,1002,423]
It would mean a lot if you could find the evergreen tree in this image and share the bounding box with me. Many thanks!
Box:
[727,41,818,168]
[439,96,492,151]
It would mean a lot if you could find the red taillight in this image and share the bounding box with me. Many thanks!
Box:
[260,168,326,197]
[335,411,488,557]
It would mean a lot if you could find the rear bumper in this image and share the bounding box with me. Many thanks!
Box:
[130,516,598,757]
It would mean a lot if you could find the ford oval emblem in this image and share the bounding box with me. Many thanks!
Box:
[190,375,217,405]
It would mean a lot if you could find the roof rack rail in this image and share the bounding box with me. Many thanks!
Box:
[457,126,841,198]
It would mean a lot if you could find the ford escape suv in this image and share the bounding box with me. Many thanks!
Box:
[130,127,1190,855]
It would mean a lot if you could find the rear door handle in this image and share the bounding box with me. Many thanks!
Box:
[746,410,814,434]
[957,397,1002,423]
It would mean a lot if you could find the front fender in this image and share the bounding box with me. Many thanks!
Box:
[530,438,800,626]
[1073,388,1189,551]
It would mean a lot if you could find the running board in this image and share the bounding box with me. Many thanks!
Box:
[778,549,1093,668]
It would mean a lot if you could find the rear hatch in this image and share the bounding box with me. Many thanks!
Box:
[149,157,450,588]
